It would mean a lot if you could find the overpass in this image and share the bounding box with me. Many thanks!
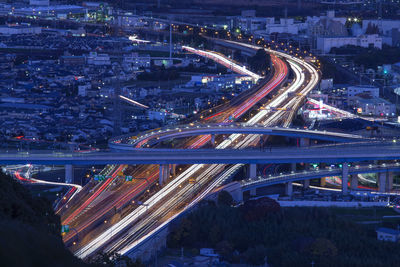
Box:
[0,142,399,165]
[67,39,390,260]
[4,142,399,187]
[240,162,400,197]
[109,123,368,150]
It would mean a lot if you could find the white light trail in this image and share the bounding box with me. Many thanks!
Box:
[75,42,320,258]
[119,95,149,109]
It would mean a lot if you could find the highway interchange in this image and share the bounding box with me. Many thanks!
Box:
[35,38,323,258]
[67,39,320,259]
[2,38,396,259]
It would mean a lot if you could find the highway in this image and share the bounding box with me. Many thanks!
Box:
[68,44,290,257]
[106,40,322,257]
[241,162,400,191]
[307,98,358,119]
[5,164,83,212]
[0,39,363,258]
[3,143,400,165]
[109,123,366,150]
[0,143,400,164]
[182,46,262,81]
[71,40,322,258]
[57,42,289,254]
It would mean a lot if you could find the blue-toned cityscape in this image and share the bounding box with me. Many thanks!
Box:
[1,1,400,266]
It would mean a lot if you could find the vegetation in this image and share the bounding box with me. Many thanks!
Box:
[0,171,89,267]
[248,49,271,75]
[167,194,400,266]
[0,171,145,267]
[137,65,180,81]
[330,45,400,70]
[217,190,234,206]
[87,252,144,267]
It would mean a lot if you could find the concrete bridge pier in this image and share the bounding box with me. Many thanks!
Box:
[170,164,176,177]
[248,164,257,179]
[350,174,358,190]
[285,182,293,197]
[159,164,169,186]
[230,190,243,203]
[303,179,310,189]
[378,172,393,193]
[342,163,349,194]
[291,163,296,172]
[300,137,310,147]
[378,173,386,193]
[65,164,74,184]
[250,188,257,197]
[225,182,243,203]
[387,172,394,191]
[211,134,215,147]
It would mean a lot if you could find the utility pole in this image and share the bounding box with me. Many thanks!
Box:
[113,69,122,136]
[377,0,383,33]
[169,19,172,59]
[284,0,288,20]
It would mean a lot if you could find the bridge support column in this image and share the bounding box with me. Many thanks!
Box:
[342,163,349,195]
[248,164,257,179]
[159,165,163,186]
[159,164,169,186]
[291,163,296,172]
[250,188,256,197]
[387,172,394,192]
[211,134,215,147]
[65,164,73,184]
[378,172,387,193]
[320,177,326,187]
[285,182,293,197]
[300,137,310,147]
[305,163,310,170]
[350,175,358,190]
[170,164,176,177]
[230,186,243,203]
[303,179,310,189]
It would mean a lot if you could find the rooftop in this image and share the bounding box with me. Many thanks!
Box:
[376,227,400,236]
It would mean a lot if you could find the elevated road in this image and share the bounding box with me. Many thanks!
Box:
[60,43,290,252]
[182,46,262,81]
[241,162,400,191]
[71,41,320,258]
[2,142,400,165]
[110,123,367,150]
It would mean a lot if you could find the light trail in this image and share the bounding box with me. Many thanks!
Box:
[73,39,320,258]
[119,95,149,109]
[62,165,125,225]
[62,45,279,247]
[182,46,262,81]
[108,42,321,256]
[73,47,288,258]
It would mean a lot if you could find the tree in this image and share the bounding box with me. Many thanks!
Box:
[307,238,338,258]
[248,49,271,75]
[243,245,268,265]
[0,172,89,267]
[365,22,379,35]
[233,49,244,62]
[217,190,233,206]
[88,252,145,267]
[241,197,280,222]
[216,240,234,259]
